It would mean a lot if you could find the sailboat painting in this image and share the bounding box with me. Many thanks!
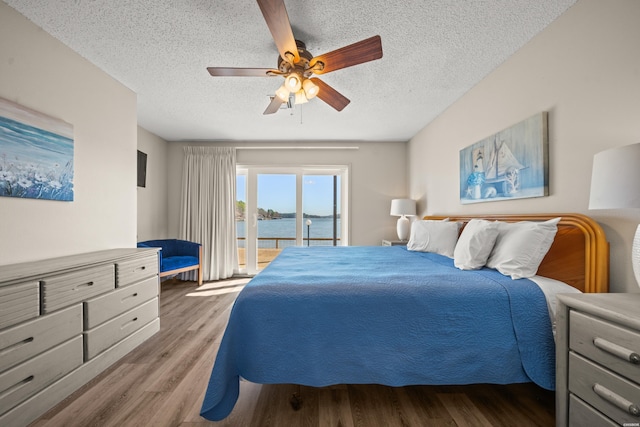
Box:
[460,112,548,204]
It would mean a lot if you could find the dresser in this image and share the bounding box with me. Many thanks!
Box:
[556,293,640,426]
[0,249,161,427]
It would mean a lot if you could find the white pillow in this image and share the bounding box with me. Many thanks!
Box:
[486,217,561,279]
[453,219,500,270]
[406,220,460,258]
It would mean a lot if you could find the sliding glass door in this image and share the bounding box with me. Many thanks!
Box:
[303,174,341,247]
[236,171,247,270]
[257,174,297,270]
[236,166,348,275]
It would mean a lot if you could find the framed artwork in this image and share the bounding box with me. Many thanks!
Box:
[460,112,548,204]
[0,97,74,201]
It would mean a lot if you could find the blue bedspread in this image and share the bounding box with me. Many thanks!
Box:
[200,246,555,421]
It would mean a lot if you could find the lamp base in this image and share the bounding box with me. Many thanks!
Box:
[397,216,410,241]
[632,224,640,289]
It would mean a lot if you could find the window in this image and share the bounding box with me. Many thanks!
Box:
[236,166,349,274]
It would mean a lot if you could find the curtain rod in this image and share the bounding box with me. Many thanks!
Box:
[235,146,359,150]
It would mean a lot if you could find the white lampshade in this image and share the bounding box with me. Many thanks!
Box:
[285,73,302,92]
[589,143,640,210]
[390,199,417,217]
[589,143,640,289]
[302,78,319,99]
[390,199,416,241]
[294,89,308,105]
[275,84,290,102]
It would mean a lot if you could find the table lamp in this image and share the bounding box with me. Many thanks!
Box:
[589,142,640,288]
[390,198,416,241]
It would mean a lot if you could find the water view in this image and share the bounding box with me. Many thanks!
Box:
[237,217,341,248]
[236,172,343,269]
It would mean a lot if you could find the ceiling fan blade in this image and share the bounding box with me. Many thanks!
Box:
[207,67,278,77]
[257,0,299,64]
[309,35,383,74]
[263,96,285,115]
[310,78,350,112]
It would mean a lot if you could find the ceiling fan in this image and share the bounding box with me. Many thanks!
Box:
[207,0,383,115]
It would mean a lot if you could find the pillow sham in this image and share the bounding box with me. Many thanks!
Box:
[453,219,500,270]
[486,217,561,279]
[407,220,460,258]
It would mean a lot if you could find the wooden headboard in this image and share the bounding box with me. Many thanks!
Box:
[423,213,609,293]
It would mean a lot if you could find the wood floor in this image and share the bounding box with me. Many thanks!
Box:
[30,278,556,427]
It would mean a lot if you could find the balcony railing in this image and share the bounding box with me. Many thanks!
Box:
[237,237,340,268]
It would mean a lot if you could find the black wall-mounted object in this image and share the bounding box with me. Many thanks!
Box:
[137,150,147,188]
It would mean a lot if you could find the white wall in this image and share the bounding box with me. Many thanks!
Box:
[0,3,138,265]
[408,0,640,292]
[166,141,408,246]
[137,127,169,241]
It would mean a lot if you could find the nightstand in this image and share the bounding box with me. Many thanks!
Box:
[382,240,407,246]
[556,293,640,427]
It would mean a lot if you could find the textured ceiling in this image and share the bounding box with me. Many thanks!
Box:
[4,0,576,142]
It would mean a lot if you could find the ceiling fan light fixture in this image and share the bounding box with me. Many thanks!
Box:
[294,89,308,104]
[275,84,290,102]
[285,72,302,92]
[302,79,319,99]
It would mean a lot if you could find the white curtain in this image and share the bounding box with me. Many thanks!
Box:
[179,146,238,281]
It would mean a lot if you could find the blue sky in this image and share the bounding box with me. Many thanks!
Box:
[236,174,340,216]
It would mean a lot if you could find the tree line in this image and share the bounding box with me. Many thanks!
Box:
[235,201,339,220]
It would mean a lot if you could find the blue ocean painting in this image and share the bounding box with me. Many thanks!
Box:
[0,99,74,201]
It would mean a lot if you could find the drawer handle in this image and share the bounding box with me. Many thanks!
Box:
[593,383,640,417]
[0,337,34,356]
[74,281,94,290]
[121,317,139,329]
[0,375,34,399]
[593,337,640,365]
[122,292,139,302]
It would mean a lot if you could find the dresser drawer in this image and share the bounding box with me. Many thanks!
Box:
[116,254,157,288]
[570,310,640,381]
[569,352,640,425]
[569,394,617,427]
[0,304,82,373]
[0,335,83,416]
[84,276,158,329]
[83,297,158,360]
[41,264,115,313]
[0,282,39,330]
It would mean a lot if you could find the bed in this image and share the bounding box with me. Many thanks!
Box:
[200,213,609,421]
